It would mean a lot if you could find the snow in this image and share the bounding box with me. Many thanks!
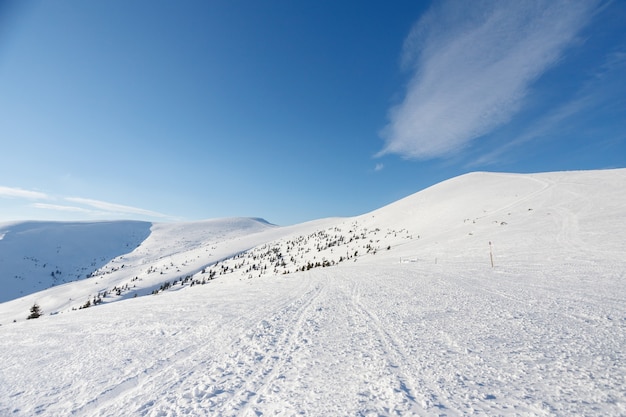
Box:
[0,217,335,324]
[1,169,625,416]
[0,220,152,303]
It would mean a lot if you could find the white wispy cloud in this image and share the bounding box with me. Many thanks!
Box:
[66,197,170,219]
[470,46,626,167]
[0,186,49,200]
[0,185,175,221]
[379,0,599,160]
[31,203,94,214]
[374,163,384,172]
[469,93,594,167]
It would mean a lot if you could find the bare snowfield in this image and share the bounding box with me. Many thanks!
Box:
[1,169,625,416]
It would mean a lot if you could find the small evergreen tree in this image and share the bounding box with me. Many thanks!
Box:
[27,303,42,319]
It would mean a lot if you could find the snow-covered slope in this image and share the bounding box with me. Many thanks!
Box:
[1,169,625,416]
[362,169,626,265]
[0,220,151,302]
[0,217,296,323]
[0,216,349,324]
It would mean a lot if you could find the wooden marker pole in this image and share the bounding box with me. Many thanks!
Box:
[489,241,494,268]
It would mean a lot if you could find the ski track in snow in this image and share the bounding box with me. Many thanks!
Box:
[2,260,624,416]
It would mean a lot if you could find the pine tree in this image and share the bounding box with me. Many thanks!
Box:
[27,303,42,319]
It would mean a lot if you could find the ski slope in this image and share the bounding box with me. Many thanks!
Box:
[1,169,625,416]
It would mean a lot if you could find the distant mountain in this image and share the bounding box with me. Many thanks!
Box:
[0,217,283,322]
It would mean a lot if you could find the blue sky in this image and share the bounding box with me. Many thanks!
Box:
[1,0,624,225]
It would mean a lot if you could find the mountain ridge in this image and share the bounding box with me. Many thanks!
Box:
[1,168,625,323]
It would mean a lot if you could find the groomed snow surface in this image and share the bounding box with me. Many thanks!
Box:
[1,169,625,416]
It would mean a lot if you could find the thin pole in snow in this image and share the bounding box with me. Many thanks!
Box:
[489,241,494,268]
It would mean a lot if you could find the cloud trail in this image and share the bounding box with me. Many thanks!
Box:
[470,46,626,167]
[0,186,173,221]
[66,197,170,219]
[31,203,94,214]
[379,0,599,160]
[0,186,49,200]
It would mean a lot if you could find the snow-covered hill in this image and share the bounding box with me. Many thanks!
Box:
[0,217,289,323]
[1,169,625,416]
